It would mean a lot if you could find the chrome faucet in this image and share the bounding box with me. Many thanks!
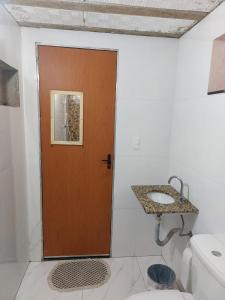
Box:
[168,175,185,202]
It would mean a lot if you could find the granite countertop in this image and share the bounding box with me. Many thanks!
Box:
[131,185,199,215]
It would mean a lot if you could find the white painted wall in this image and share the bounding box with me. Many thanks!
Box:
[21,27,178,260]
[0,5,29,300]
[162,2,225,280]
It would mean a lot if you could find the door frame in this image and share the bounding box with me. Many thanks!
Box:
[35,43,119,259]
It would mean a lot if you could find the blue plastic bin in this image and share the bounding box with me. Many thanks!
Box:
[147,264,176,289]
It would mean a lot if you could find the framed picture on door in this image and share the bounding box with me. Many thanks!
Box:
[50,90,83,145]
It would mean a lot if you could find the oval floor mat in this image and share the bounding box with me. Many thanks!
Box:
[48,259,111,292]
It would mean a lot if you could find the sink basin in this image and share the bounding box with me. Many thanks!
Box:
[147,192,175,204]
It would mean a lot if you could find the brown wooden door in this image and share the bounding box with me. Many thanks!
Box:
[38,46,117,257]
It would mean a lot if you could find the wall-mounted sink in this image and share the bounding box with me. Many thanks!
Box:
[131,185,199,215]
[132,184,199,247]
[147,192,175,204]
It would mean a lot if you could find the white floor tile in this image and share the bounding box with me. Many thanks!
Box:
[15,261,82,300]
[83,257,146,300]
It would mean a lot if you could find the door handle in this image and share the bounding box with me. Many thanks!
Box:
[101,154,112,169]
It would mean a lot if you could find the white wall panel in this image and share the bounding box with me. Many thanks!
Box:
[0,5,29,300]
[21,28,178,260]
[163,2,225,280]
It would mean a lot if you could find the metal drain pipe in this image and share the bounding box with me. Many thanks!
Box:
[155,214,192,247]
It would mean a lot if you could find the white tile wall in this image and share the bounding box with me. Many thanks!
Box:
[0,5,29,300]
[112,208,162,257]
[0,111,12,172]
[114,155,169,209]
[163,2,225,279]
[111,209,136,257]
[134,210,162,256]
[0,167,16,261]
[116,100,172,157]
[21,28,178,260]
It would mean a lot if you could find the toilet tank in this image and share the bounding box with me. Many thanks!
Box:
[190,234,225,300]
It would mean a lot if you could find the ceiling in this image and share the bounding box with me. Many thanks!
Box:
[3,0,224,38]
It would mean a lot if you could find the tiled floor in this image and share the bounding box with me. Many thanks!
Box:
[16,256,166,300]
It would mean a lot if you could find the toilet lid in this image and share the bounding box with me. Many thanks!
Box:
[126,290,193,300]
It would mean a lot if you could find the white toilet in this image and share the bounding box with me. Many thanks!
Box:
[126,234,225,300]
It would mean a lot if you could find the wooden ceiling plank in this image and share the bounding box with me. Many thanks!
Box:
[6,0,207,20]
[18,20,182,38]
